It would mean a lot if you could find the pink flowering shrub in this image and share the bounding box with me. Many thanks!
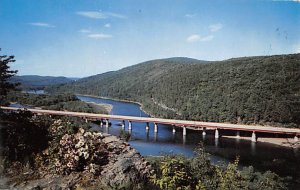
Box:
[55,128,108,175]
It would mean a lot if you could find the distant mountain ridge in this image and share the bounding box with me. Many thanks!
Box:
[10,75,76,90]
[47,54,300,127]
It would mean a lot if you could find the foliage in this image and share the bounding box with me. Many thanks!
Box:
[240,166,287,190]
[148,145,287,190]
[7,91,108,114]
[55,128,109,175]
[119,130,131,141]
[0,111,49,164]
[216,158,242,190]
[47,54,300,128]
[152,156,193,190]
[0,49,18,105]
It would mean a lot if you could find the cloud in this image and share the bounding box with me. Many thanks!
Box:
[78,29,91,33]
[185,14,196,18]
[209,23,223,32]
[104,23,111,28]
[186,34,214,43]
[87,33,113,39]
[76,11,127,19]
[29,22,55,28]
[272,0,300,2]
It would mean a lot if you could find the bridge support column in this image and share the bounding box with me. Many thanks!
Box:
[85,118,88,123]
[251,131,257,142]
[183,126,187,136]
[146,122,150,131]
[236,131,240,139]
[100,119,103,127]
[172,125,176,134]
[154,123,158,133]
[202,127,206,136]
[294,135,299,143]
[128,121,132,131]
[106,119,109,128]
[215,129,219,139]
[121,120,125,130]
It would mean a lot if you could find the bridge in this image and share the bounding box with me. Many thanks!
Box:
[1,106,300,143]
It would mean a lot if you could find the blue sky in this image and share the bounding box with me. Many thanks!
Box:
[0,0,299,77]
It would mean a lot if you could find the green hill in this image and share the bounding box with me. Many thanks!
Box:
[46,54,300,127]
[10,75,76,90]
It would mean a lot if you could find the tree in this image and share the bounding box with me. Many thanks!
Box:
[0,48,18,105]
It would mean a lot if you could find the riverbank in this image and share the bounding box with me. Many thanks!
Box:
[86,101,113,113]
[76,94,153,116]
[222,135,300,149]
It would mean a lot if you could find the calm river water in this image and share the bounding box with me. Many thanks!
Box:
[78,95,300,186]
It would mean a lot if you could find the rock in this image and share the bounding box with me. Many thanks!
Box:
[98,134,152,189]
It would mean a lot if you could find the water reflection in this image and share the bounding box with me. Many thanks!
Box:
[154,132,158,142]
[251,142,256,155]
[183,135,186,145]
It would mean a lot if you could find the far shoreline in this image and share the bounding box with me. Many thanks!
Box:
[222,136,300,149]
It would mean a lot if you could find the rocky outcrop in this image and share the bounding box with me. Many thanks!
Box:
[5,133,152,190]
[100,134,152,189]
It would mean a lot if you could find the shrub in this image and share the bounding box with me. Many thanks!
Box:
[55,128,109,175]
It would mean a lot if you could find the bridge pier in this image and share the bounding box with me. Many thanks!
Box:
[251,131,257,142]
[121,120,125,130]
[100,119,103,127]
[154,123,158,133]
[294,135,299,142]
[85,118,88,123]
[146,122,150,131]
[128,121,132,131]
[236,131,240,139]
[183,126,187,136]
[202,127,206,136]
[215,129,219,139]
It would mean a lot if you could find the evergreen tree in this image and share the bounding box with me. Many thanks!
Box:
[0,48,18,105]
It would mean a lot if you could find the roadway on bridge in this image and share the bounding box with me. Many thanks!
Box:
[1,106,300,135]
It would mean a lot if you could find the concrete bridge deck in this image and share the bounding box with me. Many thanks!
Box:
[1,106,300,136]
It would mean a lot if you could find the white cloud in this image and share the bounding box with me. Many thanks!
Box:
[76,11,127,19]
[185,14,196,18]
[209,23,223,32]
[104,23,111,28]
[77,11,107,19]
[29,22,55,28]
[186,34,214,43]
[87,33,113,39]
[187,35,201,43]
[106,12,127,19]
[78,29,91,33]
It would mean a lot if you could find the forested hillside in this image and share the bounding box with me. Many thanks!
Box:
[10,75,75,90]
[47,54,300,127]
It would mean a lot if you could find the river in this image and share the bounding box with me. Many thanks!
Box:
[78,95,300,187]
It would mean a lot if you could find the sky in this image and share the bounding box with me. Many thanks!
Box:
[0,0,300,77]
